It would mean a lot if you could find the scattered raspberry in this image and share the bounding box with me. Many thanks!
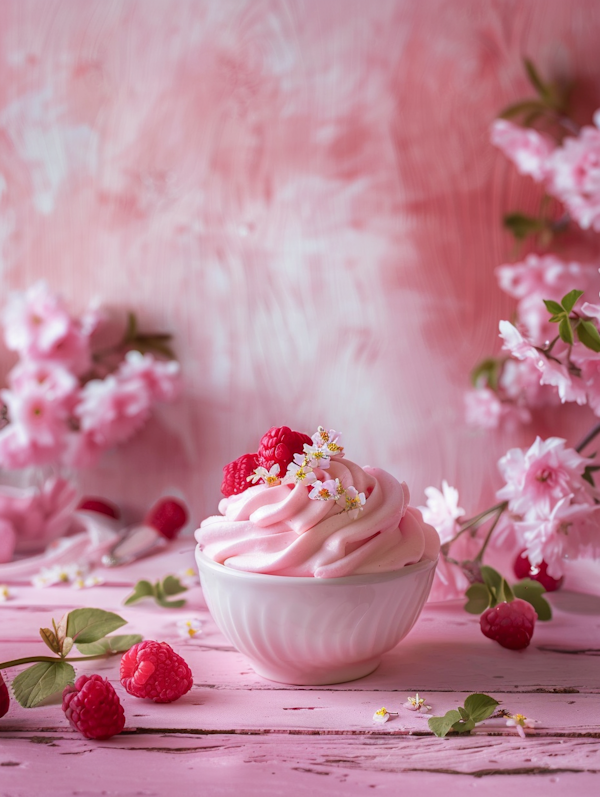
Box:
[0,673,9,718]
[513,550,564,592]
[62,674,125,740]
[480,598,537,650]
[221,453,259,497]
[120,641,193,703]
[145,497,188,540]
[257,426,312,477]
[77,497,121,520]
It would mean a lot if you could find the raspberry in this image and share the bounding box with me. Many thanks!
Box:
[0,673,9,718]
[257,426,312,478]
[62,674,125,740]
[145,497,188,540]
[77,497,121,520]
[480,598,537,650]
[221,453,259,497]
[513,549,564,592]
[120,641,193,703]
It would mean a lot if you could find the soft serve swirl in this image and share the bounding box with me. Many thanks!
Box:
[196,455,440,578]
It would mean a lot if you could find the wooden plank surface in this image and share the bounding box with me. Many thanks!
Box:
[1,540,600,794]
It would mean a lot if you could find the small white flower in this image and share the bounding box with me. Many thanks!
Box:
[312,427,345,457]
[404,693,432,712]
[344,487,366,518]
[302,444,331,470]
[506,713,537,738]
[283,460,317,485]
[178,567,200,588]
[32,562,88,588]
[248,464,281,487]
[372,707,398,723]
[0,585,10,602]
[72,574,104,590]
[309,479,339,501]
[177,617,203,641]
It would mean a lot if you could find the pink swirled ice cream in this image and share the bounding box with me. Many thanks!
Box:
[196,426,440,578]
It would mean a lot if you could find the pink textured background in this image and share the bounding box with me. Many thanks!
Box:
[1,0,600,528]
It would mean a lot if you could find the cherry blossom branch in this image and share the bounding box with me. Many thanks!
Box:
[474,503,508,564]
[576,421,600,453]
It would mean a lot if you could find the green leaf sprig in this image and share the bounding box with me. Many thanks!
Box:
[428,693,500,737]
[499,58,570,129]
[124,575,188,609]
[544,289,600,352]
[464,565,552,621]
[0,608,142,708]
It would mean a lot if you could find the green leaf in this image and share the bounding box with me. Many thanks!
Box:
[558,316,574,345]
[524,58,550,101]
[161,576,187,597]
[66,608,127,644]
[12,662,75,708]
[463,693,499,723]
[512,579,553,621]
[547,314,565,323]
[577,320,600,353]
[61,637,74,657]
[458,706,470,720]
[480,566,514,607]
[156,596,187,609]
[123,580,156,606]
[503,212,543,240]
[543,299,564,316]
[452,718,476,734]
[561,289,584,313]
[39,628,60,655]
[498,99,548,121]
[464,583,491,615]
[76,634,143,656]
[470,358,501,391]
[428,710,462,738]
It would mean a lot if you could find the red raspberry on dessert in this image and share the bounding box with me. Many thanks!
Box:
[62,674,125,740]
[257,426,312,477]
[120,640,193,703]
[77,497,121,520]
[221,453,259,497]
[480,598,537,650]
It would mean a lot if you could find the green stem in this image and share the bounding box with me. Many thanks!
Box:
[474,503,508,564]
[0,653,117,670]
[444,502,506,546]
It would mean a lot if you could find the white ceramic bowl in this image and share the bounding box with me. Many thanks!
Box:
[196,548,437,685]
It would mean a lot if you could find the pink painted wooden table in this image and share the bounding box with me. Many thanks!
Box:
[1,539,599,796]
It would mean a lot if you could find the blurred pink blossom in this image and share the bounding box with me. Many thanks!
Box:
[490,119,554,181]
[546,111,600,231]
[464,387,531,430]
[419,480,464,543]
[75,374,152,449]
[117,351,181,402]
[0,518,16,563]
[2,281,93,375]
[497,437,594,518]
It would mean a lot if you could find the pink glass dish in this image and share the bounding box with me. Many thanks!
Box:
[196,548,437,685]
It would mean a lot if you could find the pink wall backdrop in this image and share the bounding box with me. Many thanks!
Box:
[1,0,600,526]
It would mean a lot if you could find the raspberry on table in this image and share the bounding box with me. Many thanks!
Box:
[480,598,537,650]
[77,497,121,520]
[257,426,312,477]
[62,674,125,740]
[145,497,189,540]
[0,673,9,718]
[120,640,193,703]
[513,550,564,592]
[221,453,259,497]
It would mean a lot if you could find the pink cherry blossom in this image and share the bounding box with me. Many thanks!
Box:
[499,321,541,364]
[545,111,600,231]
[74,374,152,449]
[490,119,554,181]
[8,361,79,404]
[1,281,92,374]
[496,254,600,344]
[514,495,600,578]
[499,358,558,409]
[419,480,464,543]
[309,479,339,501]
[116,351,181,402]
[496,437,594,518]
[464,388,531,430]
